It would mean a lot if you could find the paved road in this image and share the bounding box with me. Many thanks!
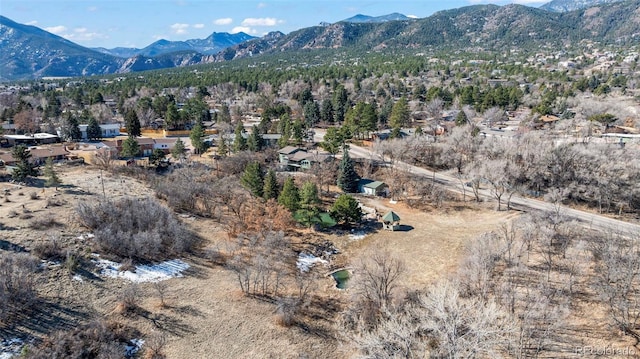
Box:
[346,142,640,235]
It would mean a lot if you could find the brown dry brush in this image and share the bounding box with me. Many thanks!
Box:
[23,320,140,359]
[0,252,40,326]
[75,196,199,262]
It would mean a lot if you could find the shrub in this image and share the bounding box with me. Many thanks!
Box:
[45,197,66,207]
[76,197,198,261]
[24,320,138,359]
[29,215,61,230]
[0,253,40,324]
[32,236,65,261]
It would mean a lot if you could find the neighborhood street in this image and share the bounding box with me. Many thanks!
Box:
[346,142,640,235]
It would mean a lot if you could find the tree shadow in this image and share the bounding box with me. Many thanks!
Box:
[0,300,90,340]
[0,239,27,252]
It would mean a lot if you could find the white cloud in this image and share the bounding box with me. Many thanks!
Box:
[74,27,87,33]
[407,15,418,19]
[231,26,257,34]
[26,20,38,26]
[257,2,267,8]
[213,17,233,25]
[45,25,67,34]
[241,17,282,27]
[170,23,189,35]
[193,23,205,29]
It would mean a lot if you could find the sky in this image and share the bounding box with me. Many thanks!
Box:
[1,0,547,49]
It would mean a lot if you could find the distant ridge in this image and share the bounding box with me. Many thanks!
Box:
[342,13,410,23]
[540,0,625,12]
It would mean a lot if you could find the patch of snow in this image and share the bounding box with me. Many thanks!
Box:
[0,338,23,359]
[389,199,397,204]
[348,230,368,241]
[92,258,190,283]
[296,252,327,273]
[72,274,83,282]
[77,233,95,240]
[125,338,144,358]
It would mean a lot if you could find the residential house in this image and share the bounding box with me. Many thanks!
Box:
[277,146,332,170]
[153,138,178,154]
[78,123,121,140]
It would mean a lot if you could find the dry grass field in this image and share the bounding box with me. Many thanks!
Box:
[1,163,636,358]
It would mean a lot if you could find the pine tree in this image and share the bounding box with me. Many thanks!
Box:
[125,108,141,137]
[389,96,410,129]
[190,121,207,155]
[300,181,321,209]
[63,112,82,141]
[86,117,102,141]
[11,145,37,182]
[455,110,469,126]
[233,121,247,152]
[241,162,264,198]
[171,138,186,160]
[263,169,279,201]
[331,194,362,226]
[217,135,228,157]
[247,125,264,152]
[278,177,300,212]
[337,145,359,193]
[43,157,62,189]
[120,136,140,159]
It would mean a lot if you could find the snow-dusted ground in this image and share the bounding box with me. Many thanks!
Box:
[0,338,23,359]
[125,338,144,357]
[348,230,368,241]
[92,256,190,282]
[296,253,328,273]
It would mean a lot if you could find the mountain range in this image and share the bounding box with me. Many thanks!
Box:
[541,0,625,12]
[1,0,640,81]
[92,32,256,58]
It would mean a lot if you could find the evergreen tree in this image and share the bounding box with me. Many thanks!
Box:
[165,103,180,130]
[247,125,264,152]
[300,181,321,209]
[125,108,141,137]
[337,145,359,193]
[332,85,349,123]
[389,96,410,129]
[86,117,102,141]
[63,112,82,142]
[331,194,362,226]
[241,162,264,197]
[217,135,229,157]
[149,149,166,167]
[296,181,322,228]
[320,99,334,123]
[190,121,207,155]
[233,122,247,152]
[263,169,279,200]
[11,145,37,182]
[171,138,187,160]
[278,177,300,212]
[43,157,62,189]
[303,101,320,128]
[120,136,140,159]
[455,110,469,126]
[320,127,344,156]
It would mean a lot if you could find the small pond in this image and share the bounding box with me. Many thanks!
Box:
[331,269,350,289]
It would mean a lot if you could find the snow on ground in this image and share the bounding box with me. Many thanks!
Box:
[0,338,23,359]
[125,338,144,358]
[77,233,95,240]
[348,229,368,241]
[92,257,190,283]
[296,253,328,273]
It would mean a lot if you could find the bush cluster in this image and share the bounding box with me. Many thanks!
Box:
[76,197,197,261]
[0,253,39,324]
